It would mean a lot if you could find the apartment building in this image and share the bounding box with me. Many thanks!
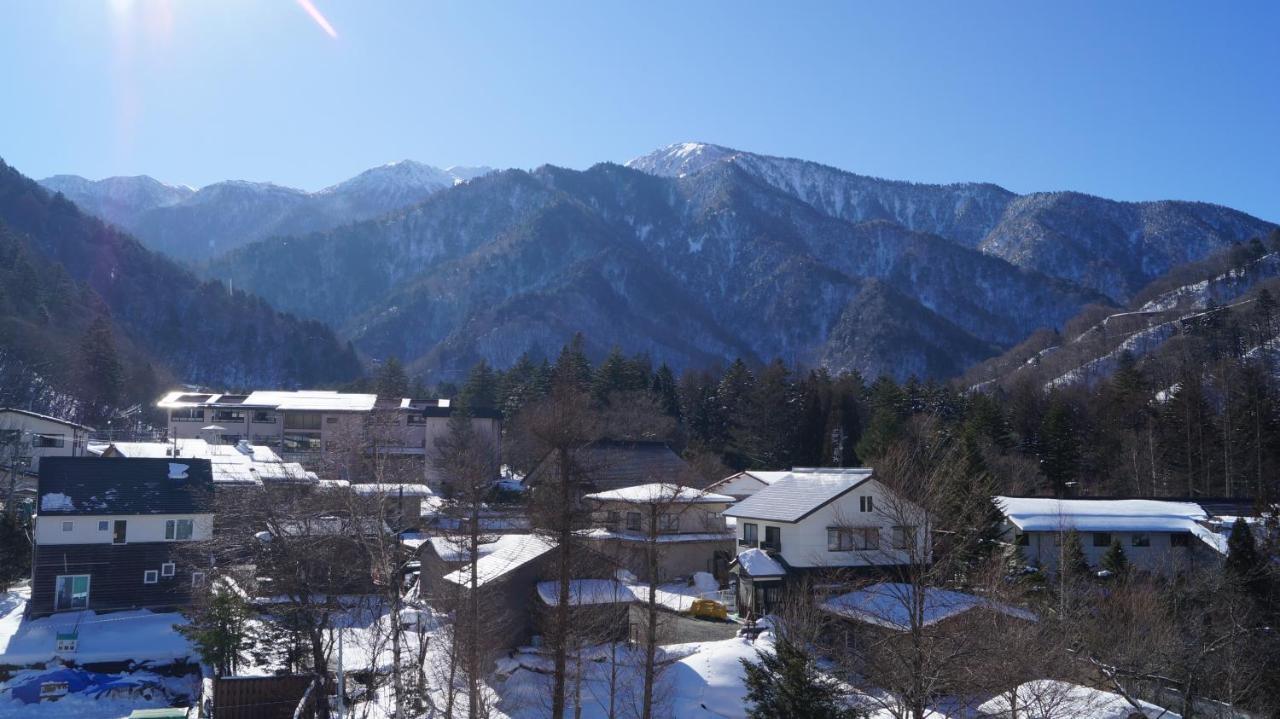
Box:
[156,390,500,488]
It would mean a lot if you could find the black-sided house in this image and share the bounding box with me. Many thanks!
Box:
[30,457,215,616]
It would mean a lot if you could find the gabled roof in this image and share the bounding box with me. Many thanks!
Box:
[722,468,873,523]
[706,470,788,493]
[584,483,732,504]
[38,457,214,515]
[0,407,93,431]
[996,497,1208,533]
[525,440,702,492]
[821,582,1036,631]
[442,534,557,589]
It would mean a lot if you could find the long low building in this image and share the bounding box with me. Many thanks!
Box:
[996,497,1241,576]
[156,390,500,490]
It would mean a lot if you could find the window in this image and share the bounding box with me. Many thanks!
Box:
[1131,534,1150,548]
[252,410,276,423]
[192,572,207,588]
[113,520,127,545]
[171,408,204,421]
[161,562,175,577]
[1171,533,1190,547]
[1092,532,1112,548]
[34,433,65,448]
[165,519,194,541]
[61,521,73,532]
[837,527,878,550]
[143,570,158,584]
[406,414,428,425]
[859,495,874,513]
[658,514,680,533]
[892,526,916,550]
[764,525,781,549]
[827,528,854,551]
[325,416,338,424]
[284,412,324,431]
[742,522,758,544]
[625,512,642,531]
[97,521,109,532]
[212,410,244,422]
[54,575,90,610]
[605,510,621,527]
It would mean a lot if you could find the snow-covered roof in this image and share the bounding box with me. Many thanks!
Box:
[585,528,734,543]
[998,497,1229,554]
[536,579,640,606]
[584,483,733,504]
[87,439,310,485]
[157,389,378,412]
[442,534,557,588]
[349,483,436,498]
[976,680,1179,719]
[426,536,505,563]
[732,548,786,577]
[822,583,1035,631]
[0,407,93,431]
[997,497,1209,533]
[722,468,873,522]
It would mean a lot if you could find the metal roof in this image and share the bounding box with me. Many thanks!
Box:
[38,457,214,516]
[722,468,873,523]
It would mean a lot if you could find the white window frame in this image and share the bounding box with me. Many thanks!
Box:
[658,513,680,533]
[61,521,73,532]
[827,528,854,551]
[97,521,109,532]
[625,512,642,532]
[143,570,159,584]
[859,495,874,513]
[192,571,207,588]
[54,574,91,610]
[161,562,175,577]
[852,527,879,550]
[165,518,194,541]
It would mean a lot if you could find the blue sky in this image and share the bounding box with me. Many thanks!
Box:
[2,1,1277,220]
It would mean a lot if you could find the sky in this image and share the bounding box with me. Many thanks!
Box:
[2,1,1277,220]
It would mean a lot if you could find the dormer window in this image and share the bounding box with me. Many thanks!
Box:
[859,496,874,513]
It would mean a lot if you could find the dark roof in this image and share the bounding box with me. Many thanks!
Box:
[0,407,93,431]
[38,457,214,516]
[526,440,703,492]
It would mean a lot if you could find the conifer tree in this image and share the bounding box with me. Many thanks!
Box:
[591,347,630,404]
[1225,517,1266,596]
[1101,538,1129,577]
[1038,396,1080,496]
[1061,529,1090,578]
[0,512,31,592]
[741,638,857,719]
[650,364,682,421]
[459,360,497,413]
[375,355,410,398]
[78,313,123,424]
[552,333,592,390]
[176,586,256,677]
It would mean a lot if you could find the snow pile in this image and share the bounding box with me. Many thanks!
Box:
[976,679,1180,718]
[0,664,199,719]
[38,493,74,512]
[0,588,193,666]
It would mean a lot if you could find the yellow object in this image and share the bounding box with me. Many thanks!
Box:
[688,599,728,621]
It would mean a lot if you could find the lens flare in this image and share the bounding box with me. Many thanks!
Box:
[294,0,338,38]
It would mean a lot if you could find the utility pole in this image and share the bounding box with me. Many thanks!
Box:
[336,627,345,719]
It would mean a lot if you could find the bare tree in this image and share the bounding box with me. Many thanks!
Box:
[513,385,601,719]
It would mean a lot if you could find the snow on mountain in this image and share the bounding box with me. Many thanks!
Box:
[625,142,740,177]
[38,161,495,262]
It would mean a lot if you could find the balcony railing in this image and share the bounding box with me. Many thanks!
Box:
[760,541,782,553]
[738,538,758,548]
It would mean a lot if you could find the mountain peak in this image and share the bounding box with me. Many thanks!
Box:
[625,142,740,177]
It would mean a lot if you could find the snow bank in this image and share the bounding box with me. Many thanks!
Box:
[977,679,1180,718]
[0,589,193,665]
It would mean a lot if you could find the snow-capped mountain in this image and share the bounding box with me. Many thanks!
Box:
[38,162,494,262]
[39,174,194,230]
[627,143,1275,301]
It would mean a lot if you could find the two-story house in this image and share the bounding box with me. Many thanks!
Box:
[30,457,215,616]
[1,407,93,475]
[583,483,736,583]
[722,467,928,616]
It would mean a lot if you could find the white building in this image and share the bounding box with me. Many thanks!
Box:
[722,467,928,616]
[704,470,789,501]
[0,407,93,474]
[996,497,1232,576]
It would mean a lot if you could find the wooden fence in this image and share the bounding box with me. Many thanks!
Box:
[212,675,317,719]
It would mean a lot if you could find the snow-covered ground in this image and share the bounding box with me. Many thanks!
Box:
[0,586,194,665]
[0,586,200,719]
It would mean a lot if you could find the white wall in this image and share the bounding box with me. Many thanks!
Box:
[36,513,213,545]
[1017,527,1204,576]
[0,411,88,472]
[736,479,927,569]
